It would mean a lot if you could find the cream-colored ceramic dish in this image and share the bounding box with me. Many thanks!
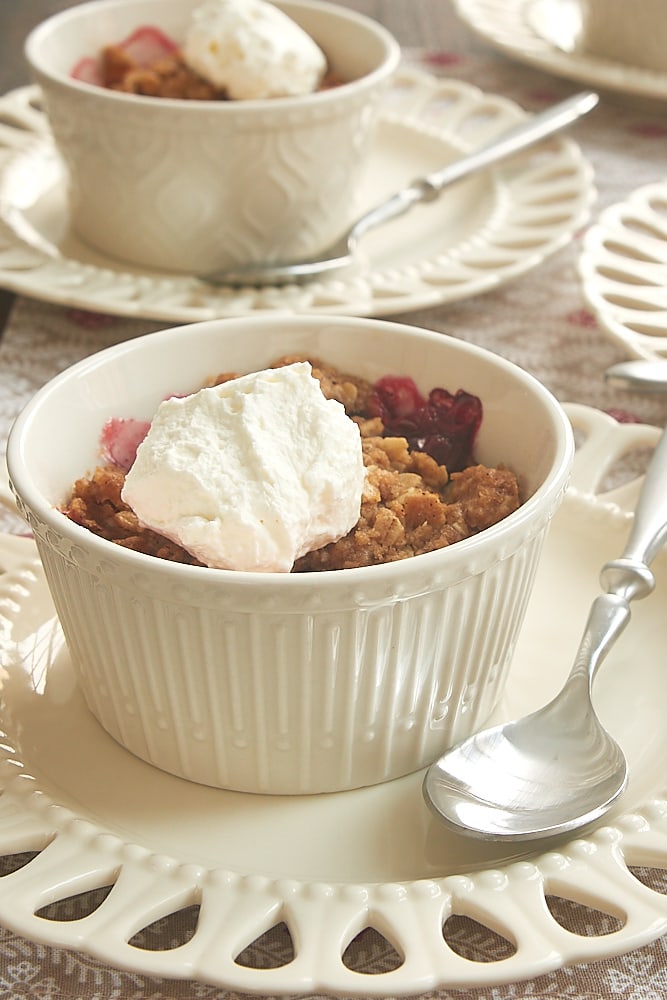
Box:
[578,0,667,74]
[452,0,667,101]
[24,0,399,273]
[6,314,573,795]
[579,179,667,361]
[1,406,666,993]
[0,69,595,319]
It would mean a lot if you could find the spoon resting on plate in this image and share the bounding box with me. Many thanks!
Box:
[201,89,599,287]
[423,422,667,842]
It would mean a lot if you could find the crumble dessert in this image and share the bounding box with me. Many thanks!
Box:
[62,356,521,571]
[72,0,340,100]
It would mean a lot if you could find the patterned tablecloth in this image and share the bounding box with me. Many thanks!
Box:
[1,43,667,1000]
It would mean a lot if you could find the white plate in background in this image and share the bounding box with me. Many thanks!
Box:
[452,0,667,101]
[579,179,667,360]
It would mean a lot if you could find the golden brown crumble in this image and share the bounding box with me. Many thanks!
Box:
[294,434,518,571]
[102,47,225,99]
[100,46,343,101]
[65,465,201,565]
[63,356,520,571]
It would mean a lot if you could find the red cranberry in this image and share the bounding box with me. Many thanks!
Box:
[368,375,425,421]
[368,377,482,471]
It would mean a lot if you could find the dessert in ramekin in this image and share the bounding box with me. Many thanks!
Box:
[7,315,574,794]
[25,0,400,272]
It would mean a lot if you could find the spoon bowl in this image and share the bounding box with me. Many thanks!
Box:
[424,423,667,841]
[424,662,628,841]
[201,90,599,287]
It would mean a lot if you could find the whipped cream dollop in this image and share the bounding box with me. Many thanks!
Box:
[183,0,327,99]
[121,362,365,572]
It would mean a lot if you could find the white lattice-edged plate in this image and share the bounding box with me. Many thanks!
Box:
[579,179,667,360]
[452,0,667,101]
[1,404,667,994]
[0,68,594,321]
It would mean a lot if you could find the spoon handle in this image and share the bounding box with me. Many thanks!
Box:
[351,90,599,243]
[570,425,667,687]
[569,592,631,688]
[606,360,667,394]
[606,425,667,577]
[424,90,599,192]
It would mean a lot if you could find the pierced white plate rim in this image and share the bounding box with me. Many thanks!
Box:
[2,405,667,995]
[579,177,667,361]
[0,67,594,322]
[451,0,667,101]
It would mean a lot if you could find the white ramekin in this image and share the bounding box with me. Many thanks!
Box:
[7,315,574,794]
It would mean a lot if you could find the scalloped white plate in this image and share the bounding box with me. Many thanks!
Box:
[579,178,667,361]
[0,69,594,321]
[2,405,667,994]
[452,0,667,101]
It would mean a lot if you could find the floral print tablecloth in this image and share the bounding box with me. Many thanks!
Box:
[1,46,667,1000]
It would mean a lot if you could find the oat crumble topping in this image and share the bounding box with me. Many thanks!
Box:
[62,356,520,570]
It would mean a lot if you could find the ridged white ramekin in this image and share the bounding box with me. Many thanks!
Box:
[7,315,574,793]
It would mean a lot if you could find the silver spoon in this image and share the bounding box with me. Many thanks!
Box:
[201,90,599,287]
[423,422,667,842]
[606,359,667,393]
